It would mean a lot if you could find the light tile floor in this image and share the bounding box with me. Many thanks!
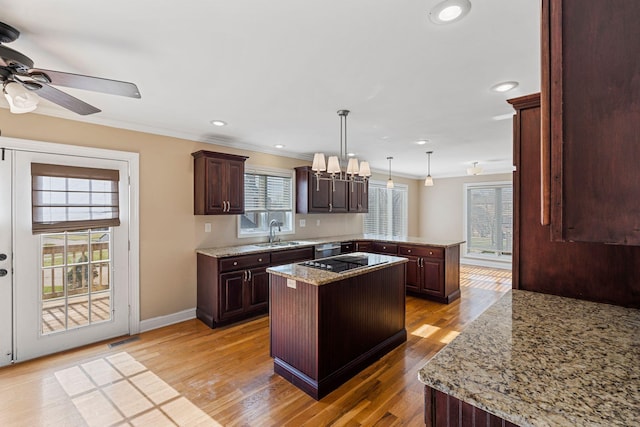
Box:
[53,352,221,427]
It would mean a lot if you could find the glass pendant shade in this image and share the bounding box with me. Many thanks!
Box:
[387,178,394,189]
[358,161,371,177]
[3,82,39,114]
[424,175,434,186]
[312,153,327,171]
[326,156,341,174]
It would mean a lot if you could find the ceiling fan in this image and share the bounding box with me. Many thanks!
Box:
[0,21,140,115]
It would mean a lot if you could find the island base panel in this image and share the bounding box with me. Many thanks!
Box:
[425,386,518,427]
[275,329,406,400]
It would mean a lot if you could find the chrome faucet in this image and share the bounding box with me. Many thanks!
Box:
[269,219,283,243]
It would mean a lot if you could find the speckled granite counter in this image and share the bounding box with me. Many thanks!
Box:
[418,290,640,426]
[267,252,407,286]
[196,234,464,258]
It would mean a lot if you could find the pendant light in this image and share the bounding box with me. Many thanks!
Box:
[467,161,483,175]
[424,151,434,187]
[311,109,371,191]
[386,156,394,189]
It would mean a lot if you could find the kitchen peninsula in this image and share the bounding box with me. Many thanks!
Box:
[268,253,408,399]
[418,290,640,426]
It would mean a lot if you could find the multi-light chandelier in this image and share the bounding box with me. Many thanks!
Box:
[311,109,371,191]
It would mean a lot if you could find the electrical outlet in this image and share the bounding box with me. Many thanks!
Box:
[316,219,321,226]
[299,219,306,227]
[204,223,211,233]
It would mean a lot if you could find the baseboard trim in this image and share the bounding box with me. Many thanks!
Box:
[461,258,512,270]
[139,308,196,333]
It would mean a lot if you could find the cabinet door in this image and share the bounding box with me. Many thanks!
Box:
[330,179,349,213]
[246,268,269,311]
[421,259,444,296]
[348,180,368,212]
[543,0,640,245]
[310,174,331,212]
[219,271,245,319]
[405,256,421,292]
[226,159,245,214]
[205,157,226,214]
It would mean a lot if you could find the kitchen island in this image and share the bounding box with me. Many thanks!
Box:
[268,253,408,399]
[418,290,640,426]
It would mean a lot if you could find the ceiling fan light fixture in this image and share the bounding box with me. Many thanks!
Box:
[3,81,39,114]
[429,0,472,25]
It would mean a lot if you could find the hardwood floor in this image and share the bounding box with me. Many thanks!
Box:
[0,265,511,427]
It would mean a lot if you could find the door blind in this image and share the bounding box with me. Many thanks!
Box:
[31,163,120,234]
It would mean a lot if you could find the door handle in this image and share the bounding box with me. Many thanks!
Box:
[0,269,7,277]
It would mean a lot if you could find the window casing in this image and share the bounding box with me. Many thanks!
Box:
[464,182,513,259]
[364,181,408,237]
[238,167,294,238]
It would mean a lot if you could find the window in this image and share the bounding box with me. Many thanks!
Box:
[465,182,513,258]
[364,181,408,237]
[239,167,294,237]
[31,163,120,234]
[40,228,113,334]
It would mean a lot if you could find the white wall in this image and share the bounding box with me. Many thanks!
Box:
[418,173,513,268]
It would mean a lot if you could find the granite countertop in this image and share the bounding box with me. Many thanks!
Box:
[196,234,465,258]
[418,290,640,427]
[267,252,408,286]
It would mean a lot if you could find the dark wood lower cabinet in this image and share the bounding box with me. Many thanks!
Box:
[197,247,313,328]
[425,386,518,427]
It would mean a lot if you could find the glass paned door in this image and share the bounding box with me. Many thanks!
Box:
[13,150,130,362]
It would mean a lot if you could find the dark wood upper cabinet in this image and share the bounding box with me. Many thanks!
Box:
[509,93,640,308]
[348,180,369,213]
[192,150,248,215]
[295,166,355,214]
[542,0,640,245]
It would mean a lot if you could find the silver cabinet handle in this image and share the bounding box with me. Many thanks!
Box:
[247,270,252,281]
[329,203,333,212]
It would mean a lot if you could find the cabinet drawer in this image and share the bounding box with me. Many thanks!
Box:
[398,245,443,259]
[372,242,398,254]
[270,247,314,266]
[220,253,270,272]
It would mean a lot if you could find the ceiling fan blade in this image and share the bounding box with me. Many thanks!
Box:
[28,68,141,98]
[31,82,101,115]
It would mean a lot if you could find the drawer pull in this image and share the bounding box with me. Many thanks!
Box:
[407,249,411,253]
[258,258,263,262]
[429,251,433,255]
[233,261,238,266]
[383,246,387,250]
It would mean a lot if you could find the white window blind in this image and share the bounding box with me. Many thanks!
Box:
[466,183,512,257]
[364,182,408,237]
[240,169,293,236]
[31,163,120,234]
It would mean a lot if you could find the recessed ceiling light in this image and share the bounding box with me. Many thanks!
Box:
[492,113,514,121]
[490,81,519,93]
[416,140,429,145]
[429,0,472,25]
[210,120,227,126]
[347,152,356,157]
[274,144,285,149]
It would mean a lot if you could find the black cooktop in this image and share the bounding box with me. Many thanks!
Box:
[299,254,386,273]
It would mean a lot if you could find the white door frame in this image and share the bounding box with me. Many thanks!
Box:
[0,136,140,356]
[0,150,13,366]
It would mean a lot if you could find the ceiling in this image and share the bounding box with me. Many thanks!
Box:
[0,0,540,179]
